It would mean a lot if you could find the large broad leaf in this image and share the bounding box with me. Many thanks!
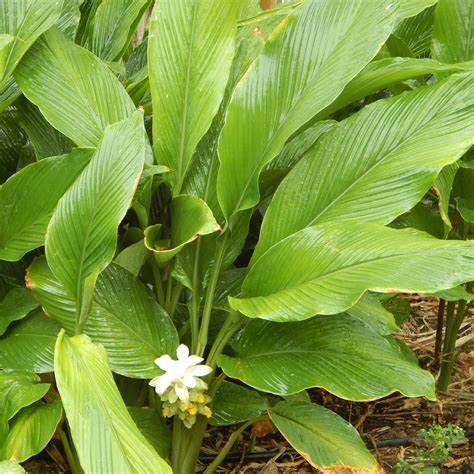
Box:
[0,288,38,335]
[144,195,220,265]
[46,112,145,329]
[0,109,26,183]
[57,0,84,37]
[218,314,435,401]
[210,381,269,426]
[217,0,398,219]
[128,407,171,459]
[149,0,238,192]
[0,149,92,261]
[0,371,49,445]
[398,0,436,20]
[27,258,178,378]
[0,0,63,89]
[16,98,72,160]
[0,310,59,373]
[433,162,459,236]
[0,461,25,473]
[391,5,435,57]
[4,401,62,463]
[269,401,377,471]
[80,0,148,61]
[432,0,474,64]
[346,293,399,335]
[15,28,136,147]
[182,4,284,220]
[253,73,474,261]
[54,331,171,473]
[317,57,474,121]
[232,224,474,322]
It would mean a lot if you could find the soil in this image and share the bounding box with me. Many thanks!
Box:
[23,296,473,473]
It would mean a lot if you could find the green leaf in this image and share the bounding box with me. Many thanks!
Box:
[432,0,474,64]
[210,381,269,426]
[149,0,238,192]
[254,73,474,261]
[16,98,73,160]
[80,0,149,61]
[0,0,63,89]
[57,0,84,37]
[233,223,474,322]
[346,293,399,335]
[144,195,220,266]
[4,401,62,463]
[182,5,283,221]
[0,109,26,183]
[456,197,474,223]
[0,288,38,336]
[0,149,93,261]
[46,112,145,329]
[115,240,149,277]
[266,121,336,172]
[316,57,474,122]
[218,314,435,401]
[0,310,60,373]
[269,400,377,471]
[217,0,398,219]
[0,461,25,473]
[432,286,474,301]
[54,331,171,473]
[0,371,49,445]
[434,162,459,235]
[27,258,178,378]
[398,0,436,20]
[128,407,171,459]
[391,203,445,239]
[392,5,435,57]
[15,28,136,147]
[0,76,20,113]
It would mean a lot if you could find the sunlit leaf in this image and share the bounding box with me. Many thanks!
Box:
[54,331,171,473]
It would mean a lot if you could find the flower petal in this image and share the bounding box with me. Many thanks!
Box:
[182,374,197,388]
[176,344,189,361]
[154,354,174,371]
[148,376,160,388]
[154,373,173,395]
[185,355,204,367]
[187,364,213,377]
[175,383,189,402]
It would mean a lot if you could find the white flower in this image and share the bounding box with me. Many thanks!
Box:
[149,344,212,402]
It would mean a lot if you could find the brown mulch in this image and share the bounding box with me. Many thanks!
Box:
[197,295,473,473]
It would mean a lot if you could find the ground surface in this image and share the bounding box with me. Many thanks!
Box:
[24,296,472,473]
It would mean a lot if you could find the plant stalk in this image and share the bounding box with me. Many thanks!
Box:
[437,300,469,391]
[58,428,83,474]
[206,311,245,369]
[434,298,446,364]
[204,415,267,474]
[196,232,229,356]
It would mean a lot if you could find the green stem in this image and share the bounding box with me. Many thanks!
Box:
[204,415,267,474]
[168,283,183,319]
[172,417,208,474]
[152,262,165,306]
[58,428,83,474]
[165,268,173,312]
[196,232,229,356]
[437,300,469,391]
[190,238,203,353]
[207,311,244,369]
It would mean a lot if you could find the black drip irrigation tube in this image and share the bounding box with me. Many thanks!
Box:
[198,427,474,464]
